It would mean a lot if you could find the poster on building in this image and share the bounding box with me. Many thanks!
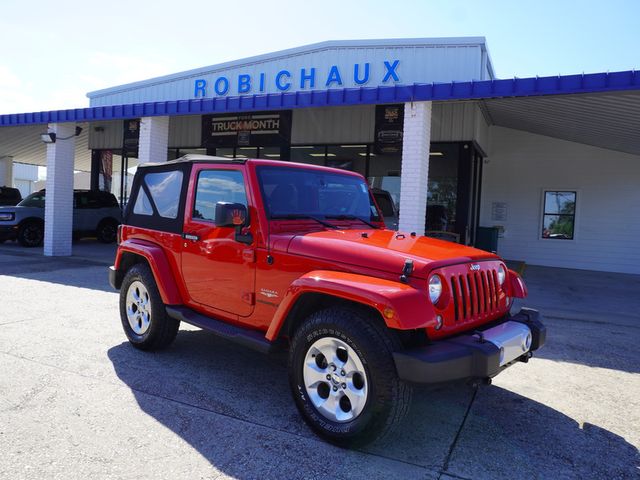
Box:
[201,111,292,148]
[374,104,404,154]
[491,202,508,221]
[100,150,113,192]
[123,119,140,157]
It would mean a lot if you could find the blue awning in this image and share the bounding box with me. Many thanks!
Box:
[1,70,639,127]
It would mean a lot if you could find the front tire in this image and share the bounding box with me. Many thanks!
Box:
[289,307,412,447]
[17,221,44,247]
[119,263,179,350]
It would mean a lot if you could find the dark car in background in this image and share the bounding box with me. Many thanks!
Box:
[372,188,399,230]
[0,190,121,246]
[0,186,22,206]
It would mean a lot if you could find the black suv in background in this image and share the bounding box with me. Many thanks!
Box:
[0,186,22,206]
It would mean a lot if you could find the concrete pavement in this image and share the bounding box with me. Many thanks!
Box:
[0,241,638,479]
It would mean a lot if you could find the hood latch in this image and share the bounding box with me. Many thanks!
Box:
[400,259,414,283]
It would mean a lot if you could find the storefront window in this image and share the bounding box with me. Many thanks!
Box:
[236,147,258,159]
[326,145,367,176]
[216,147,235,158]
[426,146,459,234]
[542,191,576,240]
[291,145,370,173]
[179,148,207,156]
[368,151,402,208]
[291,146,326,166]
[258,146,281,159]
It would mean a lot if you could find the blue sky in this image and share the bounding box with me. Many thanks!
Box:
[1,0,638,113]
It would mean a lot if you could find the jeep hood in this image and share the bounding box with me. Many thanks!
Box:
[286,229,498,279]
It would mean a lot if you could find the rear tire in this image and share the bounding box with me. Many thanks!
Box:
[96,219,118,243]
[288,307,412,447]
[17,221,44,247]
[119,263,179,350]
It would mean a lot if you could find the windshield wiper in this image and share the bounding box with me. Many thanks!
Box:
[270,214,338,229]
[325,215,380,229]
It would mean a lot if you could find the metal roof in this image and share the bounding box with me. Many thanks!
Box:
[2,70,639,128]
[481,91,640,155]
[86,37,494,100]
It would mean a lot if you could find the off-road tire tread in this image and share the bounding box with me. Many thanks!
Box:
[119,263,179,351]
[289,306,412,447]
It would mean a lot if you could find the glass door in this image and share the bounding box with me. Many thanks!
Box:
[426,142,483,245]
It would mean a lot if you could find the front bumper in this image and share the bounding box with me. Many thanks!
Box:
[108,266,120,290]
[393,308,546,384]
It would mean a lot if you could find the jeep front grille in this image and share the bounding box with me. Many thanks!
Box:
[450,269,501,321]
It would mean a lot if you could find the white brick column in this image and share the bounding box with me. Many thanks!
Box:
[138,116,169,164]
[0,156,14,186]
[398,101,432,235]
[44,123,76,256]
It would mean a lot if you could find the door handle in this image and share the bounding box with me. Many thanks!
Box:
[182,233,200,241]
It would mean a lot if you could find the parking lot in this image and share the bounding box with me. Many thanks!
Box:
[0,241,638,479]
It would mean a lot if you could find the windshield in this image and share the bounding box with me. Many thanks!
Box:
[17,191,45,208]
[257,166,381,222]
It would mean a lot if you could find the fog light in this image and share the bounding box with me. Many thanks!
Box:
[523,332,532,351]
[499,347,505,364]
[435,315,443,330]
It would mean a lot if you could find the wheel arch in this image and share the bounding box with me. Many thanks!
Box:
[113,239,182,304]
[18,216,44,228]
[278,292,384,340]
[265,270,436,343]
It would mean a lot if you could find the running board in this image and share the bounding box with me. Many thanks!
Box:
[166,306,284,354]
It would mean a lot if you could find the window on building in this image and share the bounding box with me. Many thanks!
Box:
[541,191,576,240]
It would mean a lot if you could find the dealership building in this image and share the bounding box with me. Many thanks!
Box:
[0,37,639,274]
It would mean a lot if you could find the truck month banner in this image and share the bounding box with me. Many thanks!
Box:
[201,111,292,148]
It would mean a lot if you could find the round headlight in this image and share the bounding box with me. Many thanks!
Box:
[497,265,506,285]
[428,275,442,304]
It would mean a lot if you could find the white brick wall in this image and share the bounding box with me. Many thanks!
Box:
[44,123,75,257]
[398,101,432,235]
[138,116,169,164]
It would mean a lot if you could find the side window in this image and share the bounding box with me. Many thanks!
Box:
[143,171,183,219]
[193,170,247,223]
[541,191,576,240]
[133,189,154,216]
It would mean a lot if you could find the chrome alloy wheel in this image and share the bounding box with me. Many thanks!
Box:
[125,281,152,335]
[303,337,369,423]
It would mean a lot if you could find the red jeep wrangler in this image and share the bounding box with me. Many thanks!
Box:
[109,154,545,447]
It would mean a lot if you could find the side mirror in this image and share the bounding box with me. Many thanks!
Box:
[214,202,248,228]
[214,202,253,245]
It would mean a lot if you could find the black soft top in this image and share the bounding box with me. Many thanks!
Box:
[136,154,246,169]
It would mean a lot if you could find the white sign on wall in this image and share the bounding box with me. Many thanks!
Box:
[491,202,508,221]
